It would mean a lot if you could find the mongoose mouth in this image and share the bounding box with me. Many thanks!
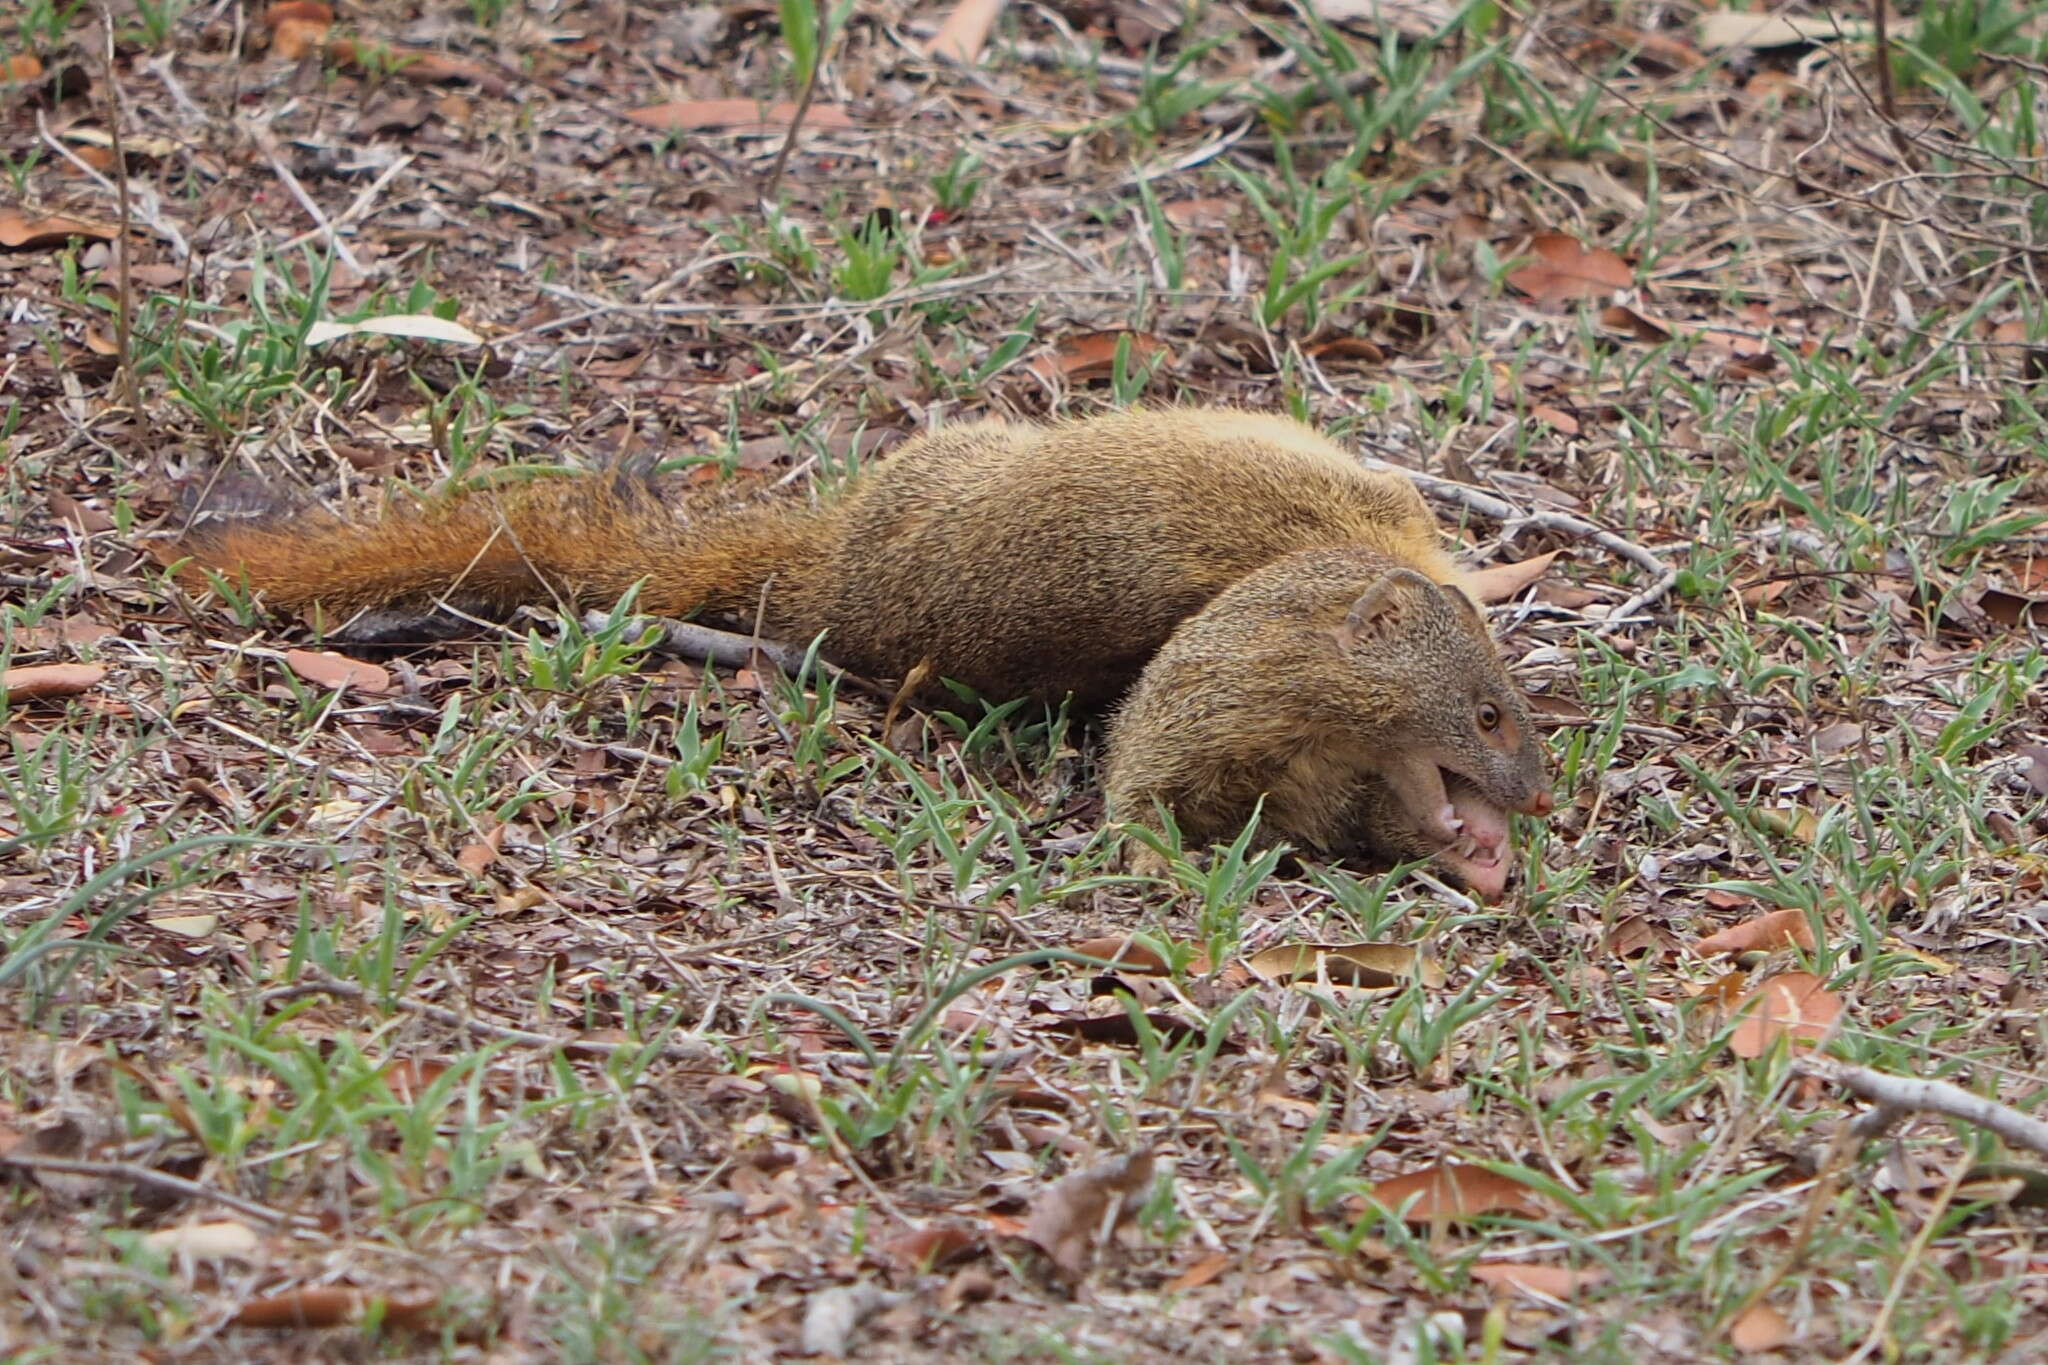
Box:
[1430,773,1512,901]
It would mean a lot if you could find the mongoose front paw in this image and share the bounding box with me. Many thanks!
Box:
[1120,842,1173,881]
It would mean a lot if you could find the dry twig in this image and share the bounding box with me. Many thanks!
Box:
[1801,1060,2048,1158]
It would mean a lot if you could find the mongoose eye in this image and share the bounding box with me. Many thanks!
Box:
[1477,702,1501,732]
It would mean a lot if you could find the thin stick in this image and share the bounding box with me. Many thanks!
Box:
[761,6,833,206]
[1360,458,1680,633]
[99,11,142,420]
[1870,0,1912,163]
[253,127,367,277]
[0,1151,323,1231]
[1800,1060,2048,1158]
[258,972,717,1066]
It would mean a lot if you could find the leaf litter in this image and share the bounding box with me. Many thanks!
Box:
[5,0,2048,1359]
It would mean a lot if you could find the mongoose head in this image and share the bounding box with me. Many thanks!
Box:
[1330,569,1553,900]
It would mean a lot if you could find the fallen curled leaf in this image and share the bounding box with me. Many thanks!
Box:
[1027,330,1171,384]
[321,38,505,92]
[925,0,1008,63]
[1597,24,1707,70]
[1529,404,1580,435]
[1604,913,1670,959]
[883,1223,984,1271]
[1506,232,1633,308]
[0,212,119,250]
[625,99,856,132]
[1600,303,1676,342]
[1305,336,1387,366]
[1365,1162,1543,1224]
[1698,11,1872,51]
[1959,1162,2048,1208]
[1469,1262,1607,1298]
[1071,935,1169,973]
[1024,1149,1155,1279]
[1462,550,1559,604]
[1035,1011,1205,1048]
[1163,197,1240,229]
[4,55,46,81]
[231,1287,437,1330]
[1695,908,1818,957]
[4,663,107,703]
[48,489,115,533]
[379,1059,450,1101]
[305,314,483,347]
[1728,1300,1793,1351]
[263,0,334,24]
[1244,941,1445,990]
[148,913,219,938]
[1164,1250,1232,1292]
[1978,587,2047,631]
[285,649,391,694]
[271,16,331,60]
[1728,971,1842,1058]
[455,842,497,878]
[1753,805,1821,844]
[128,262,187,288]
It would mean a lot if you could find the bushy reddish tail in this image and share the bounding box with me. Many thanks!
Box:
[177,472,829,633]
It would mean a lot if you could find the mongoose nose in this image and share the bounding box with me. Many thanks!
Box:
[1523,790,1555,817]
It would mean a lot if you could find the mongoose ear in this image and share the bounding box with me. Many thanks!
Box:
[1334,568,1439,650]
[1444,581,1489,630]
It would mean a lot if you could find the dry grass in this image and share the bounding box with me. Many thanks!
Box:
[6,0,2048,1360]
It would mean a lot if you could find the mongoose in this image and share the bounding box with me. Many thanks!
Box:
[179,407,1553,895]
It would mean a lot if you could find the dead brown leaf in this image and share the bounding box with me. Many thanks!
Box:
[925,0,1009,63]
[1305,336,1387,367]
[1035,1011,1205,1048]
[284,649,392,694]
[0,212,118,250]
[1728,1301,1793,1351]
[1529,403,1580,435]
[1695,908,1818,957]
[1506,232,1633,308]
[4,663,107,703]
[1599,303,1677,342]
[1366,1162,1543,1223]
[883,1223,984,1271]
[1728,971,1841,1058]
[379,1059,451,1102]
[1071,935,1169,974]
[264,2,333,58]
[1163,197,1240,229]
[1027,330,1171,383]
[3,55,44,81]
[1469,1262,1607,1297]
[1463,550,1559,604]
[1024,1149,1155,1280]
[231,1287,437,1330]
[1605,913,1671,959]
[456,822,505,878]
[263,0,333,23]
[1244,941,1445,990]
[1164,1250,1231,1292]
[625,100,856,133]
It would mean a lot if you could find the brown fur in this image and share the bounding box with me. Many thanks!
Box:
[179,406,1551,890]
[1102,548,1550,889]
